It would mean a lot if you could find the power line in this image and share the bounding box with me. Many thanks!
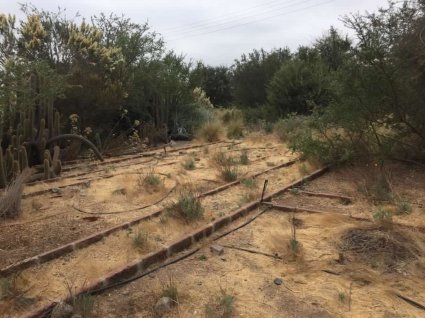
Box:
[167,0,335,42]
[166,0,316,37]
[161,0,300,33]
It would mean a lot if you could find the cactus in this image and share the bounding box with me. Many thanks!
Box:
[43,159,50,180]
[19,146,28,170]
[0,101,103,187]
[13,160,20,176]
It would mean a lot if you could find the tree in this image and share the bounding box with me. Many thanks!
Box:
[231,48,291,108]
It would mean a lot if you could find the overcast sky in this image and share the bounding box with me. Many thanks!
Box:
[1,0,389,66]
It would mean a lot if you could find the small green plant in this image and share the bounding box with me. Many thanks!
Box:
[182,158,196,170]
[372,207,392,223]
[239,151,249,165]
[212,151,236,166]
[132,230,148,249]
[161,274,178,303]
[205,289,235,318]
[65,280,95,318]
[338,291,346,303]
[397,201,412,215]
[142,172,161,187]
[220,166,238,182]
[175,190,204,221]
[198,254,207,261]
[266,161,275,167]
[288,214,300,258]
[241,178,255,188]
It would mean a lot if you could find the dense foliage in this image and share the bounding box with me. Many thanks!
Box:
[1,1,424,163]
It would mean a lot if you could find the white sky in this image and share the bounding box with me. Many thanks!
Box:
[1,0,390,65]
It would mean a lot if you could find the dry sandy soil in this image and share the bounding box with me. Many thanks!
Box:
[0,134,424,318]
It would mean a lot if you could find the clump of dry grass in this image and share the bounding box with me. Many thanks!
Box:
[197,121,223,142]
[226,119,244,139]
[0,169,31,219]
[339,226,422,271]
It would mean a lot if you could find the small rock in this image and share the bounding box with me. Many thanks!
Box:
[210,244,224,255]
[79,190,87,197]
[195,158,201,162]
[51,301,74,318]
[274,278,283,285]
[51,187,62,194]
[154,297,173,316]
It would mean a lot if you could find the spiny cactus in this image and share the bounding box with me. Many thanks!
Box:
[0,99,103,187]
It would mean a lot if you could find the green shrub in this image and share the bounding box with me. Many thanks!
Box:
[175,191,204,221]
[397,201,412,215]
[220,166,238,182]
[132,231,148,249]
[373,207,392,223]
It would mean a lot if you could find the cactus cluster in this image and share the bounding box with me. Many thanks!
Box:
[0,102,62,187]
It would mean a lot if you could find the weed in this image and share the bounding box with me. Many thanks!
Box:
[266,161,275,167]
[241,178,256,188]
[198,255,207,261]
[143,173,161,187]
[182,158,196,170]
[397,201,412,215]
[288,214,300,258]
[205,289,235,318]
[212,151,236,167]
[220,166,238,182]
[132,230,148,249]
[197,121,223,142]
[226,119,244,139]
[372,207,392,223]
[161,274,178,303]
[175,190,204,221]
[338,291,346,303]
[65,280,95,318]
[239,151,249,165]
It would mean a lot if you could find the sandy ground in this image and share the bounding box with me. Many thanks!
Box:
[1,135,424,317]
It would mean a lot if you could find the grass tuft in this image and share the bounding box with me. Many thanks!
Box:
[197,121,223,142]
[174,190,204,221]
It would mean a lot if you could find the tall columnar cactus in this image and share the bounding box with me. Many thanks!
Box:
[0,99,104,187]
